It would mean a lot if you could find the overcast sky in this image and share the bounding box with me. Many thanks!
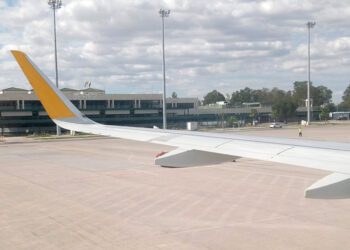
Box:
[1,0,350,102]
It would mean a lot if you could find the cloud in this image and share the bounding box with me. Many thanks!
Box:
[0,0,350,102]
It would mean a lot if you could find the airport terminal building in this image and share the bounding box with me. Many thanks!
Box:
[0,87,278,135]
[0,87,323,135]
[0,87,200,134]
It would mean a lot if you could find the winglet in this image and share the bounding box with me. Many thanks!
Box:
[11,50,81,120]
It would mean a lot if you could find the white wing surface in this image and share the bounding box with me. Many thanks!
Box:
[11,50,350,198]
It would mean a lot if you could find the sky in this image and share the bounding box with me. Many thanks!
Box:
[1,0,350,103]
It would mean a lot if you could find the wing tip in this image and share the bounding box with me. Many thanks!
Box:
[10,50,80,120]
[11,50,24,55]
[11,50,26,61]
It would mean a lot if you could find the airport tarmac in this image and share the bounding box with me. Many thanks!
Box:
[1,124,350,249]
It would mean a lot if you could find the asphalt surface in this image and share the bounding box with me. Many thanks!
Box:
[1,124,350,249]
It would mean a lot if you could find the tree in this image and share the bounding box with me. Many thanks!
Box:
[230,87,253,106]
[272,99,298,121]
[249,109,258,119]
[226,116,238,127]
[315,85,332,105]
[203,90,226,105]
[229,87,289,106]
[319,106,330,121]
[171,92,178,98]
[227,83,332,109]
[269,88,289,105]
[292,81,332,106]
[340,84,350,109]
[292,81,308,106]
[343,84,350,102]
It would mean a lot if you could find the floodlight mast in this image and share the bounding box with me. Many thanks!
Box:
[48,0,62,136]
[159,9,170,129]
[306,21,316,125]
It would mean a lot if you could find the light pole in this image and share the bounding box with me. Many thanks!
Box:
[159,9,170,129]
[306,21,316,125]
[48,0,62,136]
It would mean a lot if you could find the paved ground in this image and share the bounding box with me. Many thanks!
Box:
[1,124,350,249]
[206,122,350,142]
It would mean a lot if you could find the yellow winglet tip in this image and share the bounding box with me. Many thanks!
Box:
[11,50,24,55]
[11,50,26,61]
[11,50,77,119]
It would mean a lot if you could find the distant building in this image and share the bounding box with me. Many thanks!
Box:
[0,87,199,134]
[215,101,227,106]
[0,87,323,135]
[242,102,261,108]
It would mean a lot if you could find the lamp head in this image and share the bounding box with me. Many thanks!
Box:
[159,9,171,17]
[48,0,62,9]
[306,21,316,28]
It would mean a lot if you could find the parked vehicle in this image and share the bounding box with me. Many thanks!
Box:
[336,116,348,120]
[269,122,282,128]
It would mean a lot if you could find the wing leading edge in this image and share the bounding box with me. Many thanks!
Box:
[11,50,350,199]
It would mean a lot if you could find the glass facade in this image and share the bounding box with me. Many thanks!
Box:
[114,100,134,109]
[86,100,108,110]
[178,103,194,109]
[140,100,160,109]
[0,101,17,110]
[0,89,199,135]
[71,100,80,109]
[25,101,44,111]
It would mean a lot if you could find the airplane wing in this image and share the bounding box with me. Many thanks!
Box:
[11,50,350,199]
